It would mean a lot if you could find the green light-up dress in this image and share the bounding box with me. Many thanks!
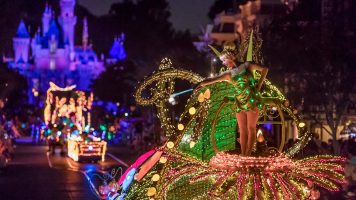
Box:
[178,62,262,161]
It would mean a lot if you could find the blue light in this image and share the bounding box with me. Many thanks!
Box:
[84,125,90,133]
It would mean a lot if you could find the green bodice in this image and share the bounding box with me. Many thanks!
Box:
[231,70,262,112]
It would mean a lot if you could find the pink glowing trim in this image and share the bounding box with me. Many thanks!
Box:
[136,151,163,181]
[118,149,156,184]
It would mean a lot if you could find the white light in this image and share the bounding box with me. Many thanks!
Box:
[213,58,217,62]
[168,96,176,105]
[88,145,93,151]
[124,112,128,117]
[210,73,214,77]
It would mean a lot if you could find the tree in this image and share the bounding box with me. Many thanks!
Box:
[263,0,356,154]
[0,61,27,111]
[92,59,137,105]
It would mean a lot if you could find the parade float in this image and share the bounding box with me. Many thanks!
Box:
[99,29,345,200]
[44,82,107,162]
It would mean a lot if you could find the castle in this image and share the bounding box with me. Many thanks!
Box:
[6,0,126,104]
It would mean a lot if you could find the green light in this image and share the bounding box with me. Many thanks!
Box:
[250,98,254,103]
[99,124,107,131]
[245,90,250,94]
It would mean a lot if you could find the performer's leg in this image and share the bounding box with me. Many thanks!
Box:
[246,108,259,156]
[236,111,247,155]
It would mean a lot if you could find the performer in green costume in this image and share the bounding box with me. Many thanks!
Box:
[197,41,268,156]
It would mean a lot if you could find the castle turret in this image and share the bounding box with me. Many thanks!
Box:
[58,0,77,52]
[42,4,52,35]
[109,33,127,61]
[13,20,30,63]
[31,28,41,57]
[82,17,88,50]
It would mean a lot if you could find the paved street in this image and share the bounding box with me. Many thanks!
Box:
[0,144,134,200]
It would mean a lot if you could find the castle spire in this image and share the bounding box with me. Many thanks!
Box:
[58,0,77,52]
[109,33,127,61]
[13,20,30,63]
[42,4,52,35]
[82,17,88,50]
[15,20,30,38]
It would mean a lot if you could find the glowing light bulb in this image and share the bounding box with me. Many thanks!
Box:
[298,122,306,128]
[257,129,264,140]
[166,141,174,149]
[189,107,196,115]
[177,124,184,130]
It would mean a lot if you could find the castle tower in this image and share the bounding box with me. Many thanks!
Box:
[42,4,52,35]
[82,17,88,50]
[31,28,42,57]
[13,20,30,63]
[58,0,77,52]
[109,33,127,61]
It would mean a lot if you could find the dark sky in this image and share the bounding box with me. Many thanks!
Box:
[77,0,214,33]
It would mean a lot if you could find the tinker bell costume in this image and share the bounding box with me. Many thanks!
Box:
[178,32,269,161]
[220,61,263,112]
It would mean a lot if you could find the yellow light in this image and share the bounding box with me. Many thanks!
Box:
[189,141,196,148]
[159,157,167,163]
[189,107,196,115]
[298,122,306,128]
[198,93,205,103]
[257,129,264,143]
[166,141,174,149]
[203,89,211,99]
[151,174,160,182]
[177,124,184,130]
[147,187,156,196]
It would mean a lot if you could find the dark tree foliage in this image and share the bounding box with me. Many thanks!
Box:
[263,0,356,154]
[92,60,137,105]
[0,61,27,110]
[90,0,208,104]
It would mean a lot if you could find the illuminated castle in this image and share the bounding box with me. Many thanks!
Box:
[6,0,126,104]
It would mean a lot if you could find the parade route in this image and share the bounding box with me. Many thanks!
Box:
[0,145,130,200]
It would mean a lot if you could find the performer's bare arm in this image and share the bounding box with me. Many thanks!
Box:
[197,73,231,89]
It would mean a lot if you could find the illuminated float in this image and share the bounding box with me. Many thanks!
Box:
[44,82,107,162]
[99,29,345,200]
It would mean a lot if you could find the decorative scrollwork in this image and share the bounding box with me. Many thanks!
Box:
[134,58,203,137]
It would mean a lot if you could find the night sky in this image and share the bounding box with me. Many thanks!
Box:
[77,0,214,33]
